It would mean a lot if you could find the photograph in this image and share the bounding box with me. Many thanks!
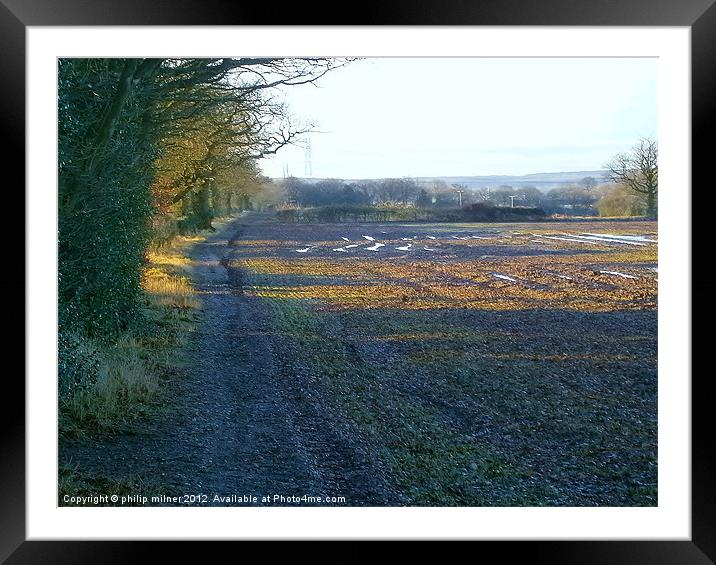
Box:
[57,55,660,508]
[7,12,708,559]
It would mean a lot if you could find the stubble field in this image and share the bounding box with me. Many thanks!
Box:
[225,218,658,506]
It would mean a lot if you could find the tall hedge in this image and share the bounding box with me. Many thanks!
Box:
[59,59,156,340]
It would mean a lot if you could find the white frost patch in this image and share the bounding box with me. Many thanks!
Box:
[583,233,656,243]
[569,234,645,246]
[365,243,385,251]
[451,235,469,240]
[295,247,312,253]
[332,247,348,252]
[471,235,492,239]
[426,235,437,240]
[423,246,438,251]
[553,273,573,280]
[362,235,375,241]
[492,273,517,282]
[649,267,658,272]
[344,244,360,249]
[401,237,414,241]
[341,237,350,242]
[395,244,412,251]
[540,235,598,244]
[599,270,638,280]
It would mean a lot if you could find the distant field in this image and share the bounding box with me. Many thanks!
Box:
[226,219,658,505]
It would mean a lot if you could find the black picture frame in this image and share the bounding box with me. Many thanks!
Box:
[5,0,712,561]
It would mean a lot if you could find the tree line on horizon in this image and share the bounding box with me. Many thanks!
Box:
[270,144,657,219]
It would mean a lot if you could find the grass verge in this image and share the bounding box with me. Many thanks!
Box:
[59,233,208,440]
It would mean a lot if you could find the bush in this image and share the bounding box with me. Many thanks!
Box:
[462,203,546,222]
[277,205,424,223]
[58,331,100,404]
[276,208,300,222]
[463,202,497,221]
[596,185,647,216]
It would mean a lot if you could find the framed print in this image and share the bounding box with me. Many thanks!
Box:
[5,0,713,561]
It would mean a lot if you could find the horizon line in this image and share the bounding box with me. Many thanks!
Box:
[267,168,609,181]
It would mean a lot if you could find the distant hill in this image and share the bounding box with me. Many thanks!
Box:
[275,171,609,193]
[412,171,608,192]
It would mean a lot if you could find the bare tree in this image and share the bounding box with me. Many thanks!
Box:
[452,183,467,207]
[475,187,492,201]
[579,176,598,192]
[604,137,658,217]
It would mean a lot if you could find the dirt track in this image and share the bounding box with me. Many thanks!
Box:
[59,214,404,506]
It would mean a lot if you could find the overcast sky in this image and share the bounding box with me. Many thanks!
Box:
[259,57,657,180]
